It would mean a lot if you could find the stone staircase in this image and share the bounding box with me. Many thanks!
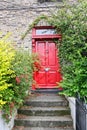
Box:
[12,93,74,130]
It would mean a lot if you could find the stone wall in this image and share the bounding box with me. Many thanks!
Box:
[0,0,63,51]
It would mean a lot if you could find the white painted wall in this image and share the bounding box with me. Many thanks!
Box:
[0,110,17,130]
[67,97,76,130]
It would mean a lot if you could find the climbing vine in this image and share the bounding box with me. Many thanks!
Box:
[51,0,87,101]
[22,0,87,102]
[21,15,50,40]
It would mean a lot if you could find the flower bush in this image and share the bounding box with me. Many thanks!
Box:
[2,51,38,121]
[33,55,41,72]
[11,50,34,107]
[0,34,40,121]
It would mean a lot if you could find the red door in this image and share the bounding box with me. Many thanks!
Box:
[32,40,62,90]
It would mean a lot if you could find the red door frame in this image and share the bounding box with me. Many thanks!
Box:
[32,26,62,40]
[32,26,62,90]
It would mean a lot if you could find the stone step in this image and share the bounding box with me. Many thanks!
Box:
[12,126,74,130]
[18,106,70,116]
[13,94,74,130]
[25,94,68,107]
[15,115,73,127]
[31,88,63,94]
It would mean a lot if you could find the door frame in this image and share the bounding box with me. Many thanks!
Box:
[32,26,62,90]
[32,26,62,40]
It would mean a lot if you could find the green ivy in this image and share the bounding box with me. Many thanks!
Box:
[49,0,87,101]
[21,15,49,40]
[23,0,87,102]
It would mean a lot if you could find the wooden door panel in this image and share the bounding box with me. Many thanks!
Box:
[36,71,46,85]
[48,42,56,66]
[47,71,57,84]
[35,41,47,87]
[33,40,62,89]
[36,41,46,66]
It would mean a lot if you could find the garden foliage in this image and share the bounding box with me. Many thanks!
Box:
[0,34,38,121]
[49,0,87,100]
[0,33,15,109]
[0,0,87,121]
[23,0,87,101]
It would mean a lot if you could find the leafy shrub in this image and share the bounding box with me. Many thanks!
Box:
[0,34,39,121]
[11,50,34,107]
[23,0,87,101]
[0,33,15,110]
[49,0,87,101]
[2,50,37,121]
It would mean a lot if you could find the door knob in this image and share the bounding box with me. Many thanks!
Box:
[45,68,50,72]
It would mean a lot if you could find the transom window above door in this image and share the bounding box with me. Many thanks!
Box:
[32,26,61,39]
[36,29,57,35]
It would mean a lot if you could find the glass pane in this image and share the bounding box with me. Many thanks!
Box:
[36,29,56,35]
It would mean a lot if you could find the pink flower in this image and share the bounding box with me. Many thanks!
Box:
[15,76,21,84]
